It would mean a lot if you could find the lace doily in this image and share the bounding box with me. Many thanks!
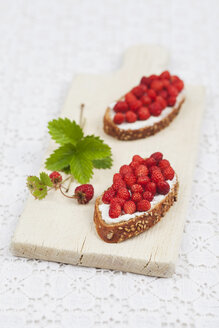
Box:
[0,0,218,327]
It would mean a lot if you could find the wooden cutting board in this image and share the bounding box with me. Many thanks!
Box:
[11,45,205,277]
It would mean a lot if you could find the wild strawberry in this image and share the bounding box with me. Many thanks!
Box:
[149,102,162,116]
[147,89,157,100]
[131,184,144,193]
[149,74,159,82]
[163,166,175,180]
[74,184,94,204]
[132,86,145,98]
[124,173,136,187]
[131,192,142,203]
[167,85,178,97]
[102,187,115,204]
[119,165,133,177]
[138,107,150,120]
[129,160,140,170]
[171,75,180,83]
[112,179,126,191]
[156,96,167,110]
[150,79,163,91]
[132,155,144,163]
[135,164,148,177]
[125,111,137,123]
[150,152,163,164]
[151,170,164,184]
[49,171,62,184]
[124,200,136,214]
[117,187,130,200]
[159,159,170,170]
[160,70,171,80]
[167,96,177,107]
[113,112,125,124]
[140,76,150,86]
[174,80,184,92]
[137,175,150,187]
[145,157,157,168]
[158,89,168,99]
[125,92,137,105]
[145,182,157,195]
[140,95,152,106]
[129,100,142,112]
[137,199,151,212]
[113,101,129,113]
[143,191,154,202]
[149,165,161,175]
[157,181,170,195]
[110,197,125,207]
[109,202,121,218]
[113,173,123,183]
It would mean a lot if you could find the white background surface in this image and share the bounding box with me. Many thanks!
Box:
[0,0,218,327]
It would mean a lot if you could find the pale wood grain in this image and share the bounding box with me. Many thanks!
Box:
[11,45,205,277]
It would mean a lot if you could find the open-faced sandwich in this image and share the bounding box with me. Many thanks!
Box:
[94,152,179,243]
[104,71,185,140]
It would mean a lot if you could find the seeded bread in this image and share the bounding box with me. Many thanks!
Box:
[94,176,179,243]
[103,97,185,140]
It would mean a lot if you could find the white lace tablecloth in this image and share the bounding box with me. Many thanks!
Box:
[0,1,218,327]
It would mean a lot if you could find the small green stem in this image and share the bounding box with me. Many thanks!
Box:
[65,176,74,193]
[59,186,75,199]
[79,103,86,130]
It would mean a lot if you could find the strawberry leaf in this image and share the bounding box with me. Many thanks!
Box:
[45,144,76,171]
[70,153,93,184]
[76,135,111,160]
[92,156,113,169]
[48,118,83,146]
[40,172,53,187]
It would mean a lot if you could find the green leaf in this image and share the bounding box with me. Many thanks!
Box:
[76,135,112,160]
[61,166,71,174]
[27,176,41,191]
[40,172,53,187]
[92,156,113,169]
[45,144,76,171]
[70,153,93,184]
[32,185,48,200]
[48,118,84,146]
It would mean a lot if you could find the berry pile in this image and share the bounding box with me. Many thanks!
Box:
[113,71,184,125]
[102,152,175,218]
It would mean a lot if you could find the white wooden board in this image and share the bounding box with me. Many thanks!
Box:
[11,45,205,277]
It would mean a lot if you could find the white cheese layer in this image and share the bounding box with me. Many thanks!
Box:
[99,175,176,225]
[109,92,185,130]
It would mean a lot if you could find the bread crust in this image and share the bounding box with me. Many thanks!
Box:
[94,177,179,243]
[103,97,185,140]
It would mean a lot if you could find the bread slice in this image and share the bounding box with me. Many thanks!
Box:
[94,176,179,243]
[104,95,185,141]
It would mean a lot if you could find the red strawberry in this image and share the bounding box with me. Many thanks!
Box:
[151,170,164,184]
[119,165,133,176]
[113,101,129,113]
[145,157,157,168]
[117,187,130,200]
[171,75,180,83]
[157,181,170,195]
[131,184,144,193]
[149,166,161,176]
[129,160,141,170]
[125,92,136,104]
[102,187,115,204]
[149,102,162,116]
[150,79,163,92]
[124,173,136,187]
[138,107,150,120]
[129,100,142,112]
[109,202,121,218]
[131,192,142,203]
[124,200,136,214]
[112,179,126,191]
[143,191,154,202]
[137,175,150,187]
[137,199,151,212]
[167,96,177,107]
[147,89,157,100]
[159,159,170,170]
[135,164,148,177]
[149,74,159,82]
[145,182,157,195]
[113,173,123,183]
[49,171,62,184]
[160,71,171,80]
[125,111,137,123]
[158,89,168,99]
[163,166,175,180]
[110,197,125,207]
[140,76,150,86]
[113,112,125,124]
[174,80,184,92]
[132,86,145,98]
[132,155,145,163]
[74,184,94,204]
[150,152,163,164]
[156,96,167,110]
[140,95,152,106]
[167,85,178,97]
